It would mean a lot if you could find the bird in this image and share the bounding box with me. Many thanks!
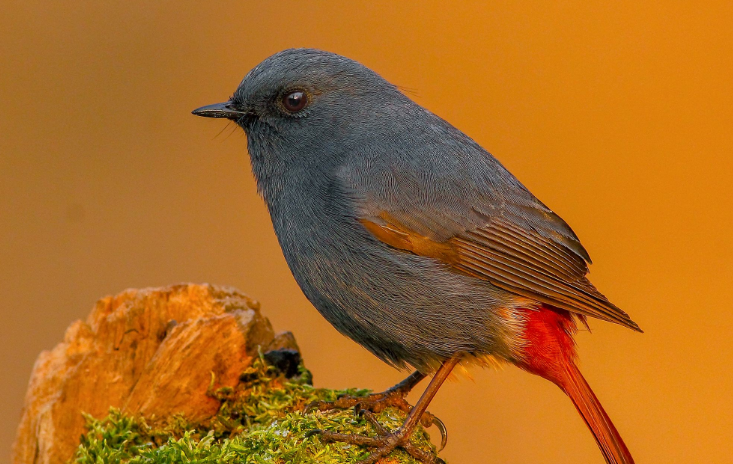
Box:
[193,48,640,464]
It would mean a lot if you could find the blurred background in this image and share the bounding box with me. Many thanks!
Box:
[2,1,732,463]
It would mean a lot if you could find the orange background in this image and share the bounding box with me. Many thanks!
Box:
[2,2,732,463]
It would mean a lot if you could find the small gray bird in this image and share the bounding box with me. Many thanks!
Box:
[193,48,640,464]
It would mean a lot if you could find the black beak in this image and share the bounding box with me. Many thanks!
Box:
[191,102,247,120]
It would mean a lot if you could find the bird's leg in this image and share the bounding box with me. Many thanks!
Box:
[306,369,425,415]
[305,369,447,445]
[311,355,460,464]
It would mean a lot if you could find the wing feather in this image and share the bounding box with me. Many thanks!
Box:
[359,213,641,332]
[337,151,641,332]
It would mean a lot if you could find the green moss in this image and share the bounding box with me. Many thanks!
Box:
[74,355,440,463]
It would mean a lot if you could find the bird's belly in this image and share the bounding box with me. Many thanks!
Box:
[276,220,526,370]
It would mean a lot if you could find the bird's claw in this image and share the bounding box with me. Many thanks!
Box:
[304,428,324,439]
[430,415,448,451]
[315,425,444,464]
[304,391,448,454]
[411,410,448,451]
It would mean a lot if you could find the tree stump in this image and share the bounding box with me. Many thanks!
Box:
[12,284,440,464]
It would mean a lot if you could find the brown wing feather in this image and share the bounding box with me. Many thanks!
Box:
[360,214,641,332]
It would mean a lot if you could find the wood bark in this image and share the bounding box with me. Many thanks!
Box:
[12,283,293,464]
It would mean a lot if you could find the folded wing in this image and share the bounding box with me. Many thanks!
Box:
[356,197,640,332]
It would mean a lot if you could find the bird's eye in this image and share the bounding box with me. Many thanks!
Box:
[282,90,307,113]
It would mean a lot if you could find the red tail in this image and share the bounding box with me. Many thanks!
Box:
[560,361,634,464]
[516,306,635,464]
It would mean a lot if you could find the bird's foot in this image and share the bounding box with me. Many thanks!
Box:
[304,380,447,449]
[305,384,411,415]
[310,409,445,464]
[305,370,424,417]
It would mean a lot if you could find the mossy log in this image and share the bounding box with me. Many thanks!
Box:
[12,284,440,464]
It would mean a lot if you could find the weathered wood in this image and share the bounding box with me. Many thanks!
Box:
[12,284,290,464]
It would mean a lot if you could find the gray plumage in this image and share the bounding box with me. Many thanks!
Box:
[197,48,638,372]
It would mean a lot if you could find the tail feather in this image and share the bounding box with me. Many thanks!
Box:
[560,362,634,464]
[516,306,635,464]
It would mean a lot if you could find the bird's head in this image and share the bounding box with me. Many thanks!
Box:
[193,49,409,181]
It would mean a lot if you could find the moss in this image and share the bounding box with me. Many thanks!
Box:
[74,354,440,463]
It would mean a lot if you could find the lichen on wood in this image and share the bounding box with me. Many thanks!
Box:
[74,355,439,464]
